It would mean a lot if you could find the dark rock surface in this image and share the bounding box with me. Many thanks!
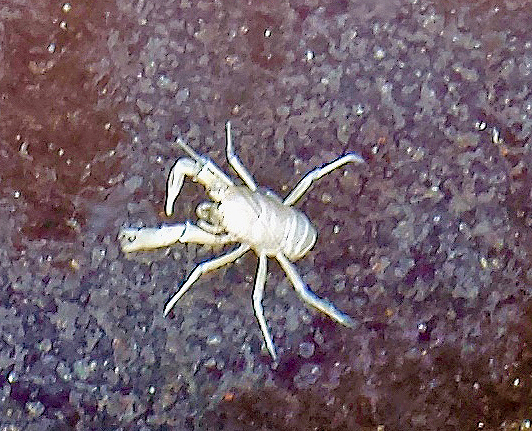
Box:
[1,0,532,429]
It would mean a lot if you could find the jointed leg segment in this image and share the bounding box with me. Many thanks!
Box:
[225,121,258,192]
[252,253,277,360]
[283,152,365,206]
[164,243,250,316]
[276,253,355,328]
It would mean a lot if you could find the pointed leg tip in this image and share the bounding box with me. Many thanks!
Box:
[347,153,366,164]
[267,347,278,362]
[165,199,177,217]
[342,315,357,328]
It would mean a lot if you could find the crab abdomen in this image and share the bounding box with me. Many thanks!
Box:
[219,186,317,260]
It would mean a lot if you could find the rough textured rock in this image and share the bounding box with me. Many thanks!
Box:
[1,0,532,429]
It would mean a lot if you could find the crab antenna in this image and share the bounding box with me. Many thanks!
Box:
[226,121,232,145]
[175,138,205,162]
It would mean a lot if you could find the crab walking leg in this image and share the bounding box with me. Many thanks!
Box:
[225,121,258,192]
[276,253,355,327]
[118,222,231,252]
[283,153,365,206]
[252,253,277,360]
[164,244,250,316]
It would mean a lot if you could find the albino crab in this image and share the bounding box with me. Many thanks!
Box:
[119,122,364,360]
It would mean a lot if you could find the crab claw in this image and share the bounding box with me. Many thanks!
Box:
[118,225,187,252]
[165,138,235,216]
[165,158,198,217]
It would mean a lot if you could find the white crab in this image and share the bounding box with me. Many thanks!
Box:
[118,122,364,360]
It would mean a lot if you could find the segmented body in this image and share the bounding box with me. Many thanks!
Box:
[218,186,317,260]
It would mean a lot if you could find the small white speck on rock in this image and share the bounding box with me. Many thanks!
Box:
[207,334,222,345]
[294,363,321,389]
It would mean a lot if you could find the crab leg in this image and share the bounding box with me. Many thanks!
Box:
[283,152,365,206]
[225,121,258,192]
[164,244,250,316]
[252,253,277,360]
[276,253,355,328]
[118,222,231,252]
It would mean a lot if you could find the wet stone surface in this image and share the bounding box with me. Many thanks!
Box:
[1,0,532,429]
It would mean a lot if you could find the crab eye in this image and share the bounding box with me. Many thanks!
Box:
[196,202,221,224]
